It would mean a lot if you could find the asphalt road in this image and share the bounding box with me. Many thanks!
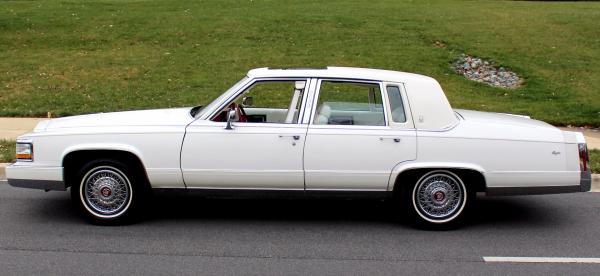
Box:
[1,181,600,275]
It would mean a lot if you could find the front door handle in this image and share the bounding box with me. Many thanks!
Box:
[379,137,401,143]
[279,135,300,140]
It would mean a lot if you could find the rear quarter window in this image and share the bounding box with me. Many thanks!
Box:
[386,85,407,123]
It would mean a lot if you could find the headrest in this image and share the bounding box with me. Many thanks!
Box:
[318,104,331,117]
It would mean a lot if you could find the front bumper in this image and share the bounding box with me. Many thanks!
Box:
[6,164,66,191]
[7,179,66,191]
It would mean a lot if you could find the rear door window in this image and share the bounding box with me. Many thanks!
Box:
[313,81,386,126]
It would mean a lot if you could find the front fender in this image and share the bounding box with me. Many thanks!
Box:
[61,143,145,165]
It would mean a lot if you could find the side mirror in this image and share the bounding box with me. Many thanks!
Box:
[242,96,253,107]
[225,109,236,130]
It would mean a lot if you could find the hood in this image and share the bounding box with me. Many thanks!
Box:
[37,107,195,131]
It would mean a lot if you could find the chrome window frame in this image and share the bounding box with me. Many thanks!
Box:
[202,77,312,125]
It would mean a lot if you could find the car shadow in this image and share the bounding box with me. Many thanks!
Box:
[25,195,82,224]
[468,195,563,228]
[27,191,570,230]
[148,195,398,223]
[142,193,566,229]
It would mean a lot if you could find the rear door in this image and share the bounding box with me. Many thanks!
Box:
[303,79,417,191]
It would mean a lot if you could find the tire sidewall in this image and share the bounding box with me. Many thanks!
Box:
[79,165,133,220]
[408,170,469,228]
[72,159,142,224]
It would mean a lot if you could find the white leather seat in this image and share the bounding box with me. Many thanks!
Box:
[314,104,331,125]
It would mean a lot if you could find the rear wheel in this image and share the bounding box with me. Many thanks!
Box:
[71,159,147,225]
[403,170,470,229]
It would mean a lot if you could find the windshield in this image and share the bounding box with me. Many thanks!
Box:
[194,76,249,118]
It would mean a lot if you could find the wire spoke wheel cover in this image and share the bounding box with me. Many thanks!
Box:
[412,171,466,223]
[80,166,133,219]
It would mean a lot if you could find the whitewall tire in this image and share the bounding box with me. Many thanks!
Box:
[71,159,147,225]
[405,170,470,228]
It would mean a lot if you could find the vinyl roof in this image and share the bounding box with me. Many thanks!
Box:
[247,66,435,83]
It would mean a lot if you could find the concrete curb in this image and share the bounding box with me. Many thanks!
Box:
[593,174,600,192]
[0,163,8,180]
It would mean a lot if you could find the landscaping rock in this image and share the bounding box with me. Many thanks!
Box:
[452,54,522,89]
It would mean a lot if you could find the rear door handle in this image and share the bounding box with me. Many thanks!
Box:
[379,137,401,143]
[279,135,300,140]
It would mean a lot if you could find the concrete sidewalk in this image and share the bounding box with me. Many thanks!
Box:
[558,127,600,150]
[0,118,46,140]
[0,163,6,180]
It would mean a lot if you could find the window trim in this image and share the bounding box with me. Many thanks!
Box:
[307,78,389,128]
[384,82,415,129]
[385,84,407,123]
[206,77,311,125]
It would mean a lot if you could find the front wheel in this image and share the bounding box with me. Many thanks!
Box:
[404,170,471,229]
[71,159,147,225]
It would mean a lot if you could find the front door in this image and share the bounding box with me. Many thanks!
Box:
[181,79,309,190]
[303,80,417,191]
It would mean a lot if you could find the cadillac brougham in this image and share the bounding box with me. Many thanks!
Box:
[6,67,592,228]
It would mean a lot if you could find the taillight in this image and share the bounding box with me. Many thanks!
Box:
[579,143,589,172]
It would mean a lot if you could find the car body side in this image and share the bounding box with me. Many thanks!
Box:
[396,111,585,195]
[6,67,590,195]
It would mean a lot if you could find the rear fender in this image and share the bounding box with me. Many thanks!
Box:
[387,162,486,191]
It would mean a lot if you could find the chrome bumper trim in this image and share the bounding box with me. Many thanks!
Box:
[486,185,581,196]
[7,178,66,191]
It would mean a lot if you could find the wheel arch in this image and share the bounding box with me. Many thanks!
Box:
[389,163,487,194]
[62,145,149,189]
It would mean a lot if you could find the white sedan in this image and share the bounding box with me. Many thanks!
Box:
[6,67,592,228]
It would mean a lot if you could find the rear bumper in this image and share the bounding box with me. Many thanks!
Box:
[5,164,66,191]
[486,185,580,196]
[580,170,592,192]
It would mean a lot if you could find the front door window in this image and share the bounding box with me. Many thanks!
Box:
[213,80,306,124]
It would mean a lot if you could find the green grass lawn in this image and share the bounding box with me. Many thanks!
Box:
[0,0,599,126]
[0,140,16,163]
[591,149,600,174]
